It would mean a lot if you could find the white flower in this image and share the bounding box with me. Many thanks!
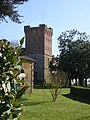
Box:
[3,56,6,60]
[6,76,9,80]
[2,83,7,93]
[15,65,22,71]
[0,53,2,57]
[15,51,17,55]
[17,73,26,80]
[10,71,13,75]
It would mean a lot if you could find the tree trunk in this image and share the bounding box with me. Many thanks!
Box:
[85,79,87,87]
[75,78,77,86]
[79,77,83,86]
[68,79,71,87]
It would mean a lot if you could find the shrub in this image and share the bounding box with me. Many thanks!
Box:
[46,71,67,101]
[0,38,29,119]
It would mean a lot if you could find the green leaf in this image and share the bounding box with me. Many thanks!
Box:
[16,86,29,100]
[0,104,10,114]
[16,79,24,84]
[12,56,17,66]
[11,108,23,119]
[5,95,14,100]
[20,37,24,46]
[13,102,21,108]
[13,68,20,77]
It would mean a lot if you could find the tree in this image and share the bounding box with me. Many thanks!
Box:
[46,71,64,102]
[47,57,68,101]
[58,30,90,86]
[0,0,29,23]
[0,37,29,119]
[49,55,59,73]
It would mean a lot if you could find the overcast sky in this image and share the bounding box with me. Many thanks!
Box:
[0,0,90,55]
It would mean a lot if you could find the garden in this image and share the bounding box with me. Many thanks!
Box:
[19,88,90,120]
[0,1,90,120]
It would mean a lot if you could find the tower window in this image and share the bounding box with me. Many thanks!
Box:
[34,58,36,64]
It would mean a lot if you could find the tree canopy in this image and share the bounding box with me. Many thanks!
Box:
[0,0,29,23]
[58,30,90,86]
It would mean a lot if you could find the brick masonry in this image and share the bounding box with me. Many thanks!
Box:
[24,24,53,84]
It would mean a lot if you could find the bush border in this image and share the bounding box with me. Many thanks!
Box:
[70,86,90,100]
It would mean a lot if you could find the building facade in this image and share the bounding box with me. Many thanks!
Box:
[21,55,35,93]
[24,24,53,84]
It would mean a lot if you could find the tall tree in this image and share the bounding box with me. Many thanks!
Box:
[0,0,29,23]
[58,30,90,86]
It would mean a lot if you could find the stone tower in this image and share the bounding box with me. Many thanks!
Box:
[24,24,53,84]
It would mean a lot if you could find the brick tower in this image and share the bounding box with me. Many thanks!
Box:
[24,24,53,84]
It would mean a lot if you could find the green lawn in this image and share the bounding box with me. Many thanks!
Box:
[19,88,90,120]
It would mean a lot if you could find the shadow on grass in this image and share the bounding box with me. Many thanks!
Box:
[62,93,90,105]
[34,85,48,89]
[22,101,52,106]
[18,98,28,102]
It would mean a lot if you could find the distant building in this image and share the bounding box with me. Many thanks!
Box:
[20,55,35,93]
[24,24,53,84]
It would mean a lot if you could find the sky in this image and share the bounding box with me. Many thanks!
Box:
[0,0,90,56]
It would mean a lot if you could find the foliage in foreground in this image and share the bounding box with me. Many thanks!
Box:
[0,0,29,23]
[0,38,28,119]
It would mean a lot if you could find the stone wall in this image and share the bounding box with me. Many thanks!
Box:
[29,54,44,82]
[21,59,34,93]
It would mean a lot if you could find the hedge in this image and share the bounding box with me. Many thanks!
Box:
[70,86,90,100]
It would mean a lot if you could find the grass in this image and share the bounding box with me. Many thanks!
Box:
[19,88,90,120]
